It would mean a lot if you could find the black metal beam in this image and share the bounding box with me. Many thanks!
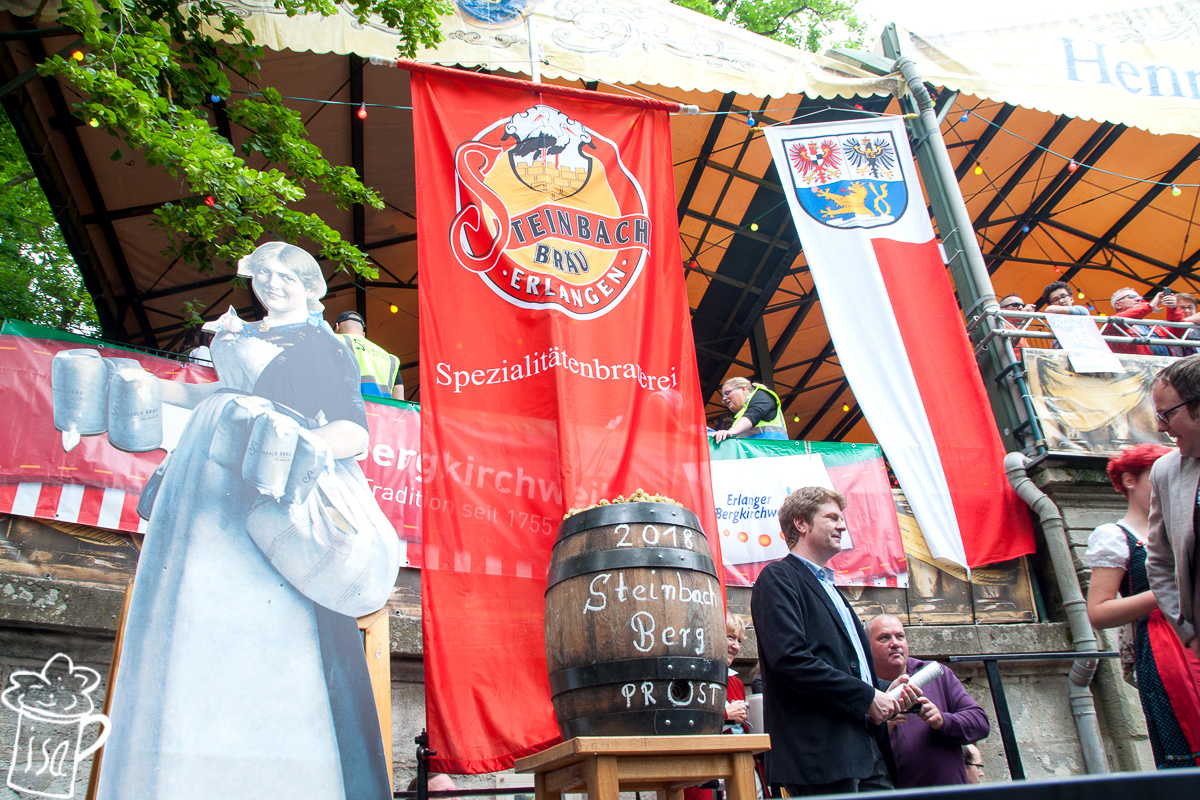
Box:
[0,47,119,334]
[350,54,367,319]
[827,407,864,442]
[0,26,74,41]
[798,378,848,439]
[33,36,160,343]
[750,318,773,389]
[1058,139,1200,287]
[676,92,734,228]
[973,115,1071,229]
[778,340,836,412]
[769,290,817,364]
[701,161,786,194]
[953,104,1014,182]
[983,123,1125,276]
[366,232,418,251]
[1039,219,1179,273]
[681,208,792,249]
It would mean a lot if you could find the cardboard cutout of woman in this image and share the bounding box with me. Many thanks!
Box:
[74,243,400,799]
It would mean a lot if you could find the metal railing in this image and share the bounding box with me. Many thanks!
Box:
[972,310,1200,355]
[965,309,1200,456]
[947,651,1119,781]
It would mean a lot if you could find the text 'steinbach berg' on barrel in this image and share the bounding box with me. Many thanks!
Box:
[546,500,726,738]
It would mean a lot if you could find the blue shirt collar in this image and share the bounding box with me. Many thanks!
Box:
[789,552,835,584]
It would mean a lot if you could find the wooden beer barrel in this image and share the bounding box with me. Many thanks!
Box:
[545,501,726,738]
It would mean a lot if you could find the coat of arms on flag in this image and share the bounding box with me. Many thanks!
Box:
[779,131,908,229]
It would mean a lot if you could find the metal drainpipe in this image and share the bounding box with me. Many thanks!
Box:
[893,54,997,313]
[1004,452,1109,773]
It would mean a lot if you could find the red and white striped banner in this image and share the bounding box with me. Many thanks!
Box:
[0,482,147,531]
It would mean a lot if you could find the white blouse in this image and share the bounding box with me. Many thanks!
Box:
[1086,522,1143,570]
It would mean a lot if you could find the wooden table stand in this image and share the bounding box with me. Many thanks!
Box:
[516,735,770,800]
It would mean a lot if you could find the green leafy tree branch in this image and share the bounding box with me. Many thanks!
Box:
[0,114,99,333]
[672,0,864,52]
[39,0,449,284]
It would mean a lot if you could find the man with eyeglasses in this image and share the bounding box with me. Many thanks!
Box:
[1035,282,1090,352]
[1102,286,1165,355]
[1147,355,1200,661]
[713,377,788,442]
[1039,281,1088,316]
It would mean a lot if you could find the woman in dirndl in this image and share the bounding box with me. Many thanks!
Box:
[1087,443,1200,768]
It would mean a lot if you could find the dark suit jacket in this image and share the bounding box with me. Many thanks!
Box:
[750,554,893,786]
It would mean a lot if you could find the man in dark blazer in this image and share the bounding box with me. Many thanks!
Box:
[1148,356,1200,658]
[751,487,916,795]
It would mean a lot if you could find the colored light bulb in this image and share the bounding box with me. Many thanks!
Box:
[71,50,84,61]
[842,404,850,412]
[974,165,983,175]
[1172,185,1182,196]
[749,222,759,232]
[960,112,969,122]
[1068,160,1079,172]
[204,195,215,206]
[390,304,398,313]
[357,103,367,120]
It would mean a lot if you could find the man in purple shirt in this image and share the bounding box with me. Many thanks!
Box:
[867,615,990,787]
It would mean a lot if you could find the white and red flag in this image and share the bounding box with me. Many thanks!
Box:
[763,117,1033,570]
[410,65,718,773]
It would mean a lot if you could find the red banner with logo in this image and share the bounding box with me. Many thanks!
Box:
[411,67,719,772]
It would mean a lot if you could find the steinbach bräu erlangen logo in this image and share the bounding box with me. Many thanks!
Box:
[449,105,650,319]
[780,130,909,229]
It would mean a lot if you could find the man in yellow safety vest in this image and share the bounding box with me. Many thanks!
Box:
[713,377,788,442]
[334,310,404,399]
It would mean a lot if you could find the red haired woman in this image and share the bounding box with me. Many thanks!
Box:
[1087,444,1200,767]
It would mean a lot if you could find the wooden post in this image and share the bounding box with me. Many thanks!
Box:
[359,607,394,787]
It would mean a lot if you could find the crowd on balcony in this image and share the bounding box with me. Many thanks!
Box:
[998,281,1200,358]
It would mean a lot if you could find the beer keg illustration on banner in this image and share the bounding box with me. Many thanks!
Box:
[51,349,109,451]
[52,350,163,453]
[107,362,163,452]
[545,497,726,738]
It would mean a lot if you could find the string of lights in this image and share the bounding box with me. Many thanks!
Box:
[56,39,1200,196]
[56,44,1197,311]
[952,106,1198,193]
